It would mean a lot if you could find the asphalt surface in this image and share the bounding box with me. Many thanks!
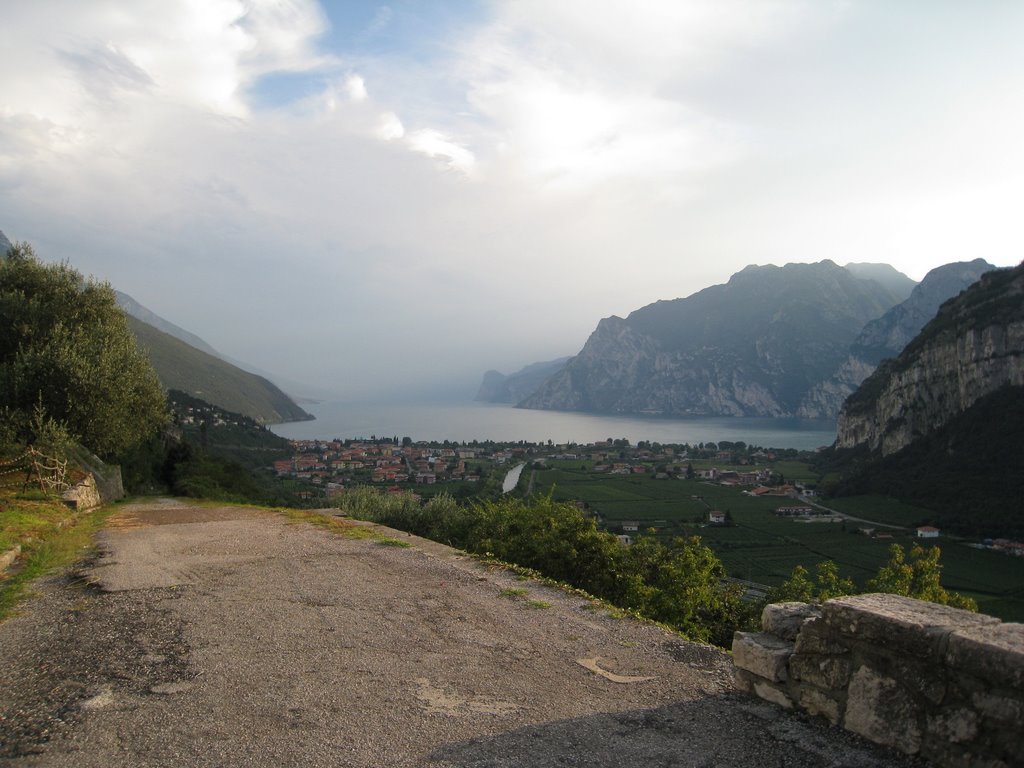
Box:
[0,499,927,767]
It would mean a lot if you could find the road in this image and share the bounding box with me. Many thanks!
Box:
[0,498,923,767]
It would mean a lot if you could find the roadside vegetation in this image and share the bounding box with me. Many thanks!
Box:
[0,472,115,621]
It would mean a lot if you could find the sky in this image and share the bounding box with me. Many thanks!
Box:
[2,1,1022,403]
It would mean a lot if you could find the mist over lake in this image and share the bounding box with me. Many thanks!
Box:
[270,401,836,450]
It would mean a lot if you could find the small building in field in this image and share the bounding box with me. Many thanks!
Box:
[917,526,940,539]
[708,510,727,525]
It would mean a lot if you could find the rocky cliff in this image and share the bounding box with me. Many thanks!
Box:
[520,261,904,418]
[798,259,996,418]
[836,263,1024,455]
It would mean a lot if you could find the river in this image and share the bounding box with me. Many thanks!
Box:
[271,401,836,450]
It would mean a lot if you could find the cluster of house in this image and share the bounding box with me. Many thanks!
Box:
[273,439,489,493]
[170,398,237,429]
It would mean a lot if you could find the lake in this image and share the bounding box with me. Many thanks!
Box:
[271,401,836,450]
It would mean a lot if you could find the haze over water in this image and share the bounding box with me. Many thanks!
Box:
[271,402,836,451]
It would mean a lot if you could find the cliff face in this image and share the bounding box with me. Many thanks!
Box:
[798,259,996,419]
[520,261,903,417]
[522,316,789,416]
[836,264,1024,455]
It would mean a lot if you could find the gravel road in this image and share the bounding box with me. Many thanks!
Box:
[0,499,925,767]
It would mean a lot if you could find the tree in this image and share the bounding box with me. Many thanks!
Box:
[868,544,976,610]
[0,243,168,458]
[770,545,975,611]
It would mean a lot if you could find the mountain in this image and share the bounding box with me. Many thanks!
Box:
[799,259,996,418]
[519,260,903,418]
[475,357,572,404]
[827,263,1024,537]
[843,262,917,301]
[116,291,222,357]
[850,259,995,365]
[836,262,1023,456]
[0,230,11,253]
[127,316,312,424]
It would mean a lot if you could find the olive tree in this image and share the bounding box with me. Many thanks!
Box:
[1,243,168,458]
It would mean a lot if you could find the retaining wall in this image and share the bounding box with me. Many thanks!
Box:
[733,594,1023,767]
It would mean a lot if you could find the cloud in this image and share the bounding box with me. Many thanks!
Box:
[2,0,1022,402]
[406,129,476,174]
[377,111,405,140]
[344,74,368,102]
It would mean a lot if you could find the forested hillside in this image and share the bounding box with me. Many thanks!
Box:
[128,317,312,425]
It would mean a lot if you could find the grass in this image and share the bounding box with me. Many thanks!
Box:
[0,487,80,553]
[499,587,529,598]
[377,537,412,548]
[0,501,116,622]
[277,507,393,541]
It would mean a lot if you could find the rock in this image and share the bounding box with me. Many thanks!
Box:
[732,632,793,683]
[844,666,922,755]
[761,602,821,642]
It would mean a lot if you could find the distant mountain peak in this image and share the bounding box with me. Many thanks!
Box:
[520,259,904,418]
[842,263,917,301]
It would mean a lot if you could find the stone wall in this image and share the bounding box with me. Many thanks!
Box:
[733,594,1023,767]
[61,473,104,511]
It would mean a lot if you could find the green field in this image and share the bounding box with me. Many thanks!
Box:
[530,468,1024,621]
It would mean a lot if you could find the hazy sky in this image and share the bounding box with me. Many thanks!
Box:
[2,1,1022,402]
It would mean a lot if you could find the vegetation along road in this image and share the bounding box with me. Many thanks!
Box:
[0,498,925,767]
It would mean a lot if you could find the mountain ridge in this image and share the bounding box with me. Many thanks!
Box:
[475,357,572,404]
[518,260,907,418]
[798,259,996,418]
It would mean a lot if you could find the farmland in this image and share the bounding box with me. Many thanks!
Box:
[530,463,1024,621]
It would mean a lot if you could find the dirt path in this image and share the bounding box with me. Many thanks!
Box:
[0,499,923,767]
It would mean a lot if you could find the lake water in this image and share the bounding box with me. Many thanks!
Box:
[271,401,836,450]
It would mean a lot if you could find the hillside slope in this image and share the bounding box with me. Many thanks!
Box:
[519,261,902,418]
[116,291,222,357]
[128,316,312,424]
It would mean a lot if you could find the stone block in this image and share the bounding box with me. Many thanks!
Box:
[926,707,980,745]
[824,593,999,660]
[793,617,848,655]
[798,686,841,725]
[732,631,793,683]
[843,665,922,755]
[761,601,822,642]
[789,653,851,690]
[892,656,946,705]
[753,679,794,709]
[946,622,1024,690]
[971,691,1024,726]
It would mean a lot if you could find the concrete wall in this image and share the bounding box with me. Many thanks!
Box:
[733,594,1023,767]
